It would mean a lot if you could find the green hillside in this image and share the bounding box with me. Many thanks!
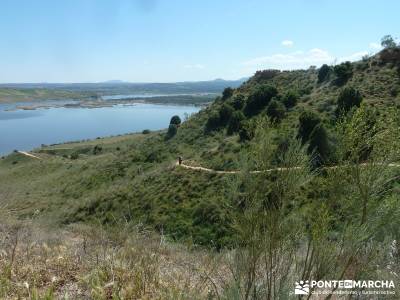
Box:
[1,48,400,247]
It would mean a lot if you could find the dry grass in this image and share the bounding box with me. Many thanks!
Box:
[0,213,227,300]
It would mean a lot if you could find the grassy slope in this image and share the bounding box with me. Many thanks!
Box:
[1,50,399,247]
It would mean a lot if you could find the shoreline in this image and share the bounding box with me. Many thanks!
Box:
[1,95,213,111]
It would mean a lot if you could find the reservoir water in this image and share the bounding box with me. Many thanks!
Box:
[0,101,200,156]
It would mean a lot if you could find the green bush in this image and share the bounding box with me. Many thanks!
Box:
[219,104,234,125]
[309,123,330,166]
[205,112,222,132]
[318,64,331,83]
[142,129,151,134]
[333,61,353,85]
[244,84,278,116]
[227,111,245,134]
[170,115,181,126]
[336,87,363,116]
[222,87,234,100]
[281,90,298,108]
[166,124,178,139]
[266,99,286,122]
[231,94,245,110]
[298,110,321,143]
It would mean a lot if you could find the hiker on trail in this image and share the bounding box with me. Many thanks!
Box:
[178,156,182,165]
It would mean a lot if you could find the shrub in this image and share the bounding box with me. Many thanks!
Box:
[227,111,245,135]
[142,129,151,134]
[222,87,234,100]
[70,152,79,160]
[232,94,245,110]
[166,124,177,138]
[336,87,363,116]
[244,84,278,116]
[219,104,234,125]
[298,110,321,143]
[282,90,298,109]
[93,145,102,155]
[309,123,330,166]
[318,64,331,83]
[205,112,221,132]
[266,99,286,122]
[169,115,181,126]
[239,120,256,142]
[333,61,353,85]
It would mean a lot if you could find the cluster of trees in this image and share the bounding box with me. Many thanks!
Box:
[381,34,399,49]
[206,85,299,134]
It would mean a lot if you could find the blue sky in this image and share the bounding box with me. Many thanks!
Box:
[0,0,398,83]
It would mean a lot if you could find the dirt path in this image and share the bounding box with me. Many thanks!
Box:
[176,161,400,174]
[17,151,41,160]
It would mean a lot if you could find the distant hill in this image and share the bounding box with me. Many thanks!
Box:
[0,78,248,102]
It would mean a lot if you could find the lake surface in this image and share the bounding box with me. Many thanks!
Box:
[0,102,200,156]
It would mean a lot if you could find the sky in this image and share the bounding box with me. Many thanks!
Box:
[0,0,398,83]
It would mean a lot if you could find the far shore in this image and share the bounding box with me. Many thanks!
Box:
[1,94,214,111]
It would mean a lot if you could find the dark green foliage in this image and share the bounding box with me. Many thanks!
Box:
[170,115,182,125]
[244,84,278,116]
[205,112,222,132]
[166,124,178,138]
[298,111,331,164]
[70,152,79,160]
[318,64,331,83]
[336,87,363,116]
[227,111,245,134]
[93,145,102,155]
[219,104,234,125]
[222,87,234,100]
[309,123,330,166]
[266,99,286,122]
[333,61,353,85]
[142,129,151,134]
[281,90,298,109]
[239,120,256,142]
[381,35,397,49]
[231,94,245,110]
[298,110,321,143]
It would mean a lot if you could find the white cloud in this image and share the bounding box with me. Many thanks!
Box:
[339,51,369,62]
[369,42,382,50]
[242,48,333,70]
[184,64,205,69]
[281,40,294,47]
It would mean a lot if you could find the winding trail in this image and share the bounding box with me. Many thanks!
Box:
[17,151,41,160]
[176,160,400,174]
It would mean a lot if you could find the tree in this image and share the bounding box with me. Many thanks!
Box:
[318,64,331,83]
[232,94,245,110]
[227,110,245,135]
[333,61,353,85]
[166,124,177,138]
[244,84,278,116]
[298,110,321,143]
[205,112,221,132]
[281,90,298,109]
[381,35,397,49]
[219,104,234,125]
[336,87,363,116]
[266,99,286,122]
[222,87,234,100]
[170,115,181,126]
[309,123,330,166]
